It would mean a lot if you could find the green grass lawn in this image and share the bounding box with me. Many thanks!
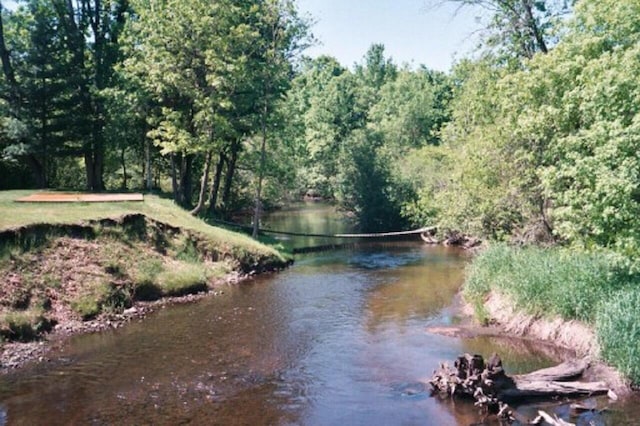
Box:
[0,190,277,258]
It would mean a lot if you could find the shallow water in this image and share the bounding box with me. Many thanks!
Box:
[0,203,636,425]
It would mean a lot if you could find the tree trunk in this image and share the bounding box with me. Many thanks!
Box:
[0,2,19,106]
[522,0,548,54]
[190,150,213,216]
[178,154,193,207]
[145,137,152,191]
[207,151,225,216]
[252,101,268,239]
[221,141,239,217]
[90,0,106,191]
[84,151,97,191]
[171,153,179,203]
[430,353,611,420]
[120,146,127,190]
[26,155,47,189]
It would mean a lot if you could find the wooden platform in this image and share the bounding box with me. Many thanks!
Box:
[16,192,144,203]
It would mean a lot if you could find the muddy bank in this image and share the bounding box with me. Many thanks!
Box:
[427,291,631,396]
[0,214,290,371]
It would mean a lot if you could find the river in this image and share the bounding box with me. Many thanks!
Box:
[0,202,634,425]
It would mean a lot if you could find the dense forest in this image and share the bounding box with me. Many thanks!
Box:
[1,0,639,265]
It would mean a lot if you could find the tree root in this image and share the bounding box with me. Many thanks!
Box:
[429,353,614,424]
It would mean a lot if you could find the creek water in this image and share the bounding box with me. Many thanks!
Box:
[0,203,635,425]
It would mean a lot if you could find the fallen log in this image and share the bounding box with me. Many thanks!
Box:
[429,353,611,422]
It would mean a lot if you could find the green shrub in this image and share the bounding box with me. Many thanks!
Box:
[156,262,208,297]
[102,285,133,313]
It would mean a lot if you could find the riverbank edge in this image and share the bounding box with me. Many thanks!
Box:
[437,290,632,397]
[0,214,291,372]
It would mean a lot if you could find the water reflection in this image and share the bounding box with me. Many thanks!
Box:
[260,202,353,250]
[364,246,466,329]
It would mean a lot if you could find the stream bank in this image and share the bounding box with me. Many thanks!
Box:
[0,213,289,370]
[428,289,631,399]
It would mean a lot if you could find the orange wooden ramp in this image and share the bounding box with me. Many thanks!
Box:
[16,192,144,203]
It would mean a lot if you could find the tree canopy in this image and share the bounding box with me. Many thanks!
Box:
[1,0,640,263]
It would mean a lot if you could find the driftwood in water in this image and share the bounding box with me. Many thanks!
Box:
[429,353,610,422]
[420,229,482,249]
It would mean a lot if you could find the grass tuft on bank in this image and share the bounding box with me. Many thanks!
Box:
[464,244,640,383]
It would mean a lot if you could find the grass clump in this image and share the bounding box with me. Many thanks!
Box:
[596,290,640,383]
[156,262,208,297]
[464,243,640,383]
[70,279,132,319]
[0,309,53,341]
[464,244,631,323]
[132,258,165,301]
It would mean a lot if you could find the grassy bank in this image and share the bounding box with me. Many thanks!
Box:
[464,244,640,383]
[0,190,289,342]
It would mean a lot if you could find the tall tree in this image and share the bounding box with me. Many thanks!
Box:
[123,0,233,207]
[250,0,310,238]
[52,0,129,191]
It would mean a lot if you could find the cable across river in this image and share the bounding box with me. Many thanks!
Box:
[210,218,435,239]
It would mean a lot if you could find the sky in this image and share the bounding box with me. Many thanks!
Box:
[296,0,486,71]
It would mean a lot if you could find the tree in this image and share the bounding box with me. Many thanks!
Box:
[0,0,91,188]
[52,0,130,191]
[250,0,310,238]
[123,0,235,207]
[434,0,570,61]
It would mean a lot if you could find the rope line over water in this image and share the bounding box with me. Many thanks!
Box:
[210,218,435,239]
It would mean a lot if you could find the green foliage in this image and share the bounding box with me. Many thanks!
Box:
[284,47,452,231]
[596,290,640,383]
[412,0,640,260]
